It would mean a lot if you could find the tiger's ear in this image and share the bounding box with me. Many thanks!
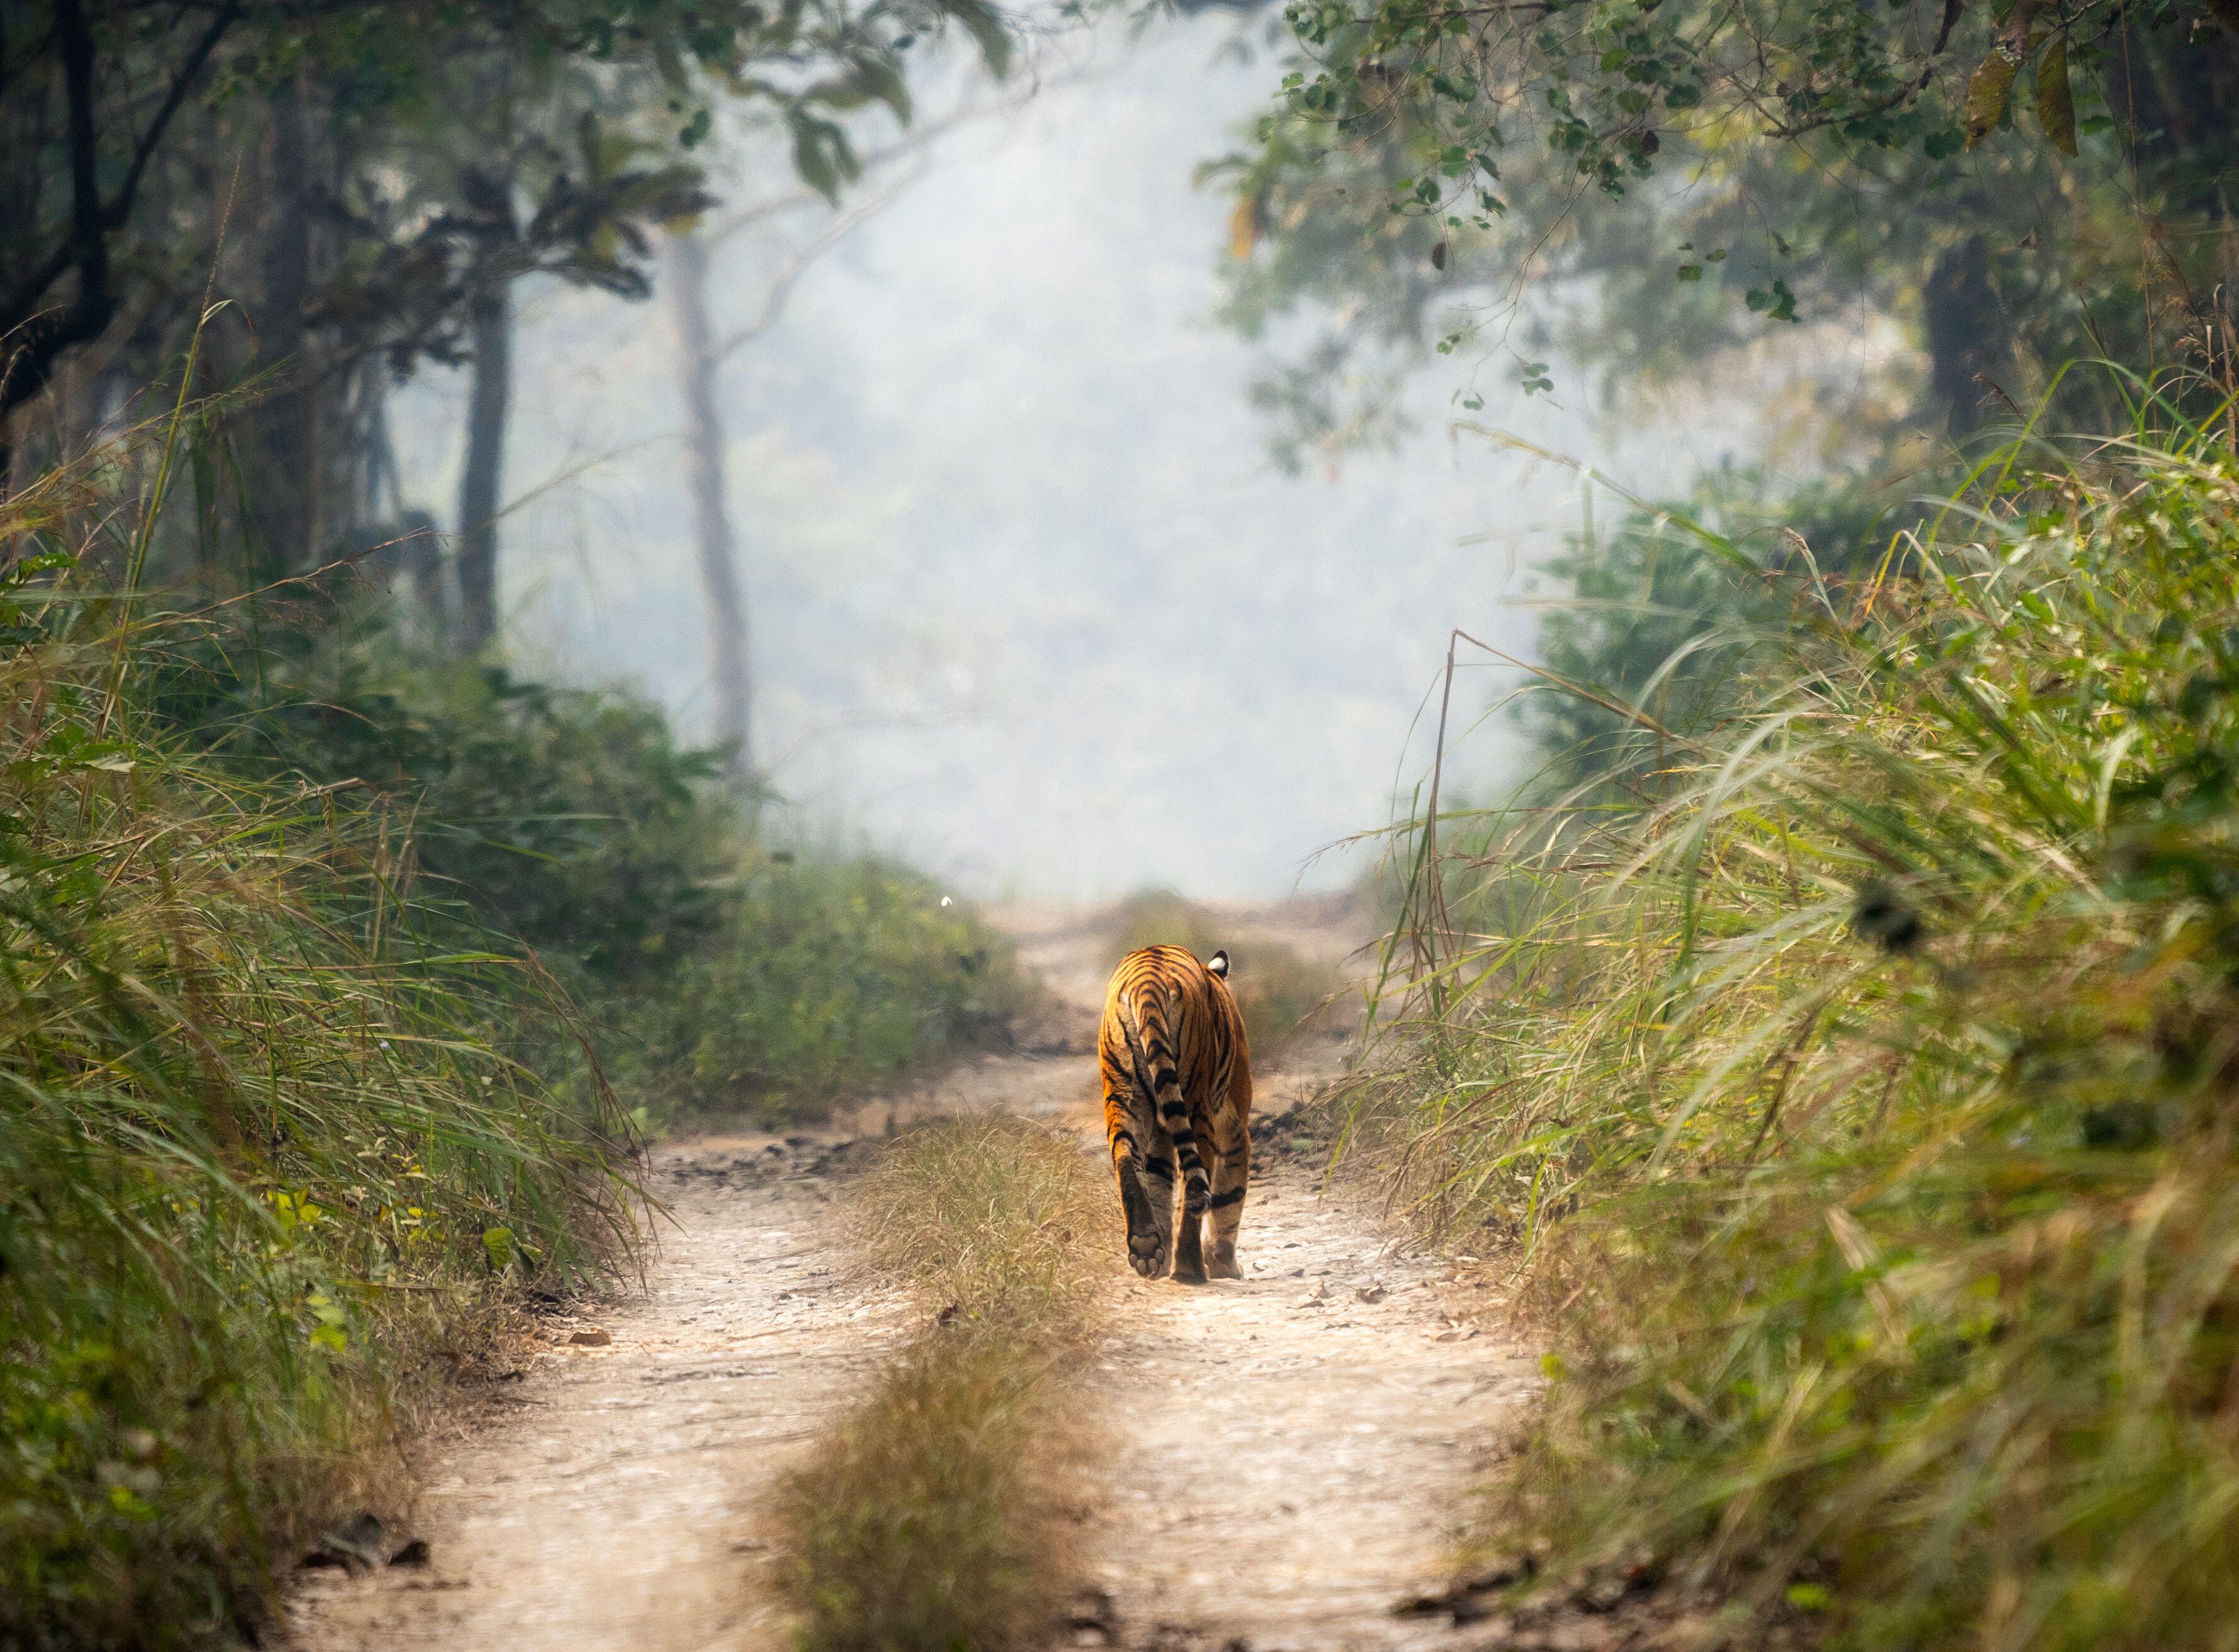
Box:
[1208,949,1230,979]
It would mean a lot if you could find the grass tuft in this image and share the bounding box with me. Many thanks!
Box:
[779,1116,1107,1652]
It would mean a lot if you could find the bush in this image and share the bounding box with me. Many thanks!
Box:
[641,852,1034,1128]
[145,596,1032,1130]
[1364,413,2239,1649]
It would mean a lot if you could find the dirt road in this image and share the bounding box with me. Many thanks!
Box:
[287,905,1539,1651]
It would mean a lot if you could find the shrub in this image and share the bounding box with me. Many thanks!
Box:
[640,852,1034,1128]
[145,596,1033,1130]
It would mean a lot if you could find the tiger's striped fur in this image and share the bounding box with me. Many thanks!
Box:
[1097,944,1253,1284]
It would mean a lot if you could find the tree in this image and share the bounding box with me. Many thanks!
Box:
[660,79,1033,788]
[0,0,1017,614]
[1205,0,2238,465]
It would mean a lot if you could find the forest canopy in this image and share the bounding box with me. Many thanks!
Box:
[1210,0,2238,465]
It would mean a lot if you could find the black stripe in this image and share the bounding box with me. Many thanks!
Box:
[1143,1157,1176,1182]
[1208,1187,1245,1209]
[1111,1130,1138,1155]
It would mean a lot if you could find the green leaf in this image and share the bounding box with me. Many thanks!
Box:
[2034,37,2077,155]
[1744,280,1798,322]
[1677,262,1703,281]
[482,1226,516,1269]
[1964,49,2019,146]
[789,114,844,203]
[936,0,1012,79]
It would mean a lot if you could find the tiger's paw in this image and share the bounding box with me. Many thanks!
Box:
[1206,1255,1242,1280]
[1126,1231,1165,1277]
[1170,1262,1209,1286]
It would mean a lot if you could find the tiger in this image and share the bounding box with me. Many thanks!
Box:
[1097,944,1253,1284]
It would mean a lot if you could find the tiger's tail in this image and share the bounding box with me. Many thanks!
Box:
[1126,983,1210,1216]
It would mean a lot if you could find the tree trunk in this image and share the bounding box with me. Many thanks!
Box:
[252,75,316,579]
[1922,234,2004,434]
[664,229,755,786]
[455,285,511,655]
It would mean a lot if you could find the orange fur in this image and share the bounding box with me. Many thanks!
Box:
[1097,945,1254,1283]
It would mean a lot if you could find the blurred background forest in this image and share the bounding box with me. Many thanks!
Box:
[3,0,2236,1643]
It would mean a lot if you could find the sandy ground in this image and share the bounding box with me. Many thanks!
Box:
[286,903,1539,1652]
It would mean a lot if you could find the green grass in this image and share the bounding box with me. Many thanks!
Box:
[1105,886,1347,1062]
[1358,397,2239,1650]
[0,397,1033,1646]
[779,1116,1107,1652]
[642,852,1035,1129]
[0,436,637,1648]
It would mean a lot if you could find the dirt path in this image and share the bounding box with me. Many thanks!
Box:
[287,905,1539,1652]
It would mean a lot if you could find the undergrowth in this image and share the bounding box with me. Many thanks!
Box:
[0,442,637,1648]
[1359,397,2239,1650]
[147,610,1033,1130]
[0,400,1031,1646]
[779,1116,1106,1652]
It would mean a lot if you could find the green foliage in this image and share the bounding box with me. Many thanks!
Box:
[0,447,635,1650]
[640,853,1033,1126]
[138,599,1031,1130]
[1514,468,1911,800]
[1105,887,1348,1062]
[1,0,1021,425]
[1209,0,2236,461]
[1363,401,2239,1648]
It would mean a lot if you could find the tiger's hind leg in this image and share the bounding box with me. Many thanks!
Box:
[1203,1111,1249,1279]
[1171,1124,1210,1286]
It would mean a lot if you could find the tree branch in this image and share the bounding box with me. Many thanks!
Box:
[1,0,238,421]
[713,157,934,358]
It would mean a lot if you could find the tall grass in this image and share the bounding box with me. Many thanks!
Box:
[1362,405,2239,1649]
[0,438,636,1646]
[779,1116,1107,1652]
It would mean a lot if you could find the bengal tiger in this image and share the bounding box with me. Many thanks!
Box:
[1097,944,1253,1284]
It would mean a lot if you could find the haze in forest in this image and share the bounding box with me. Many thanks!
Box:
[386,18,1794,899]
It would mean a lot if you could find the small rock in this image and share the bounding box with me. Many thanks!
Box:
[301,1512,385,1572]
[1577,1576,1628,1613]
[1356,1283,1388,1304]
[568,1327,613,1347]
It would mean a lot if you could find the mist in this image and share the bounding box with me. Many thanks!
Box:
[387,16,1774,899]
